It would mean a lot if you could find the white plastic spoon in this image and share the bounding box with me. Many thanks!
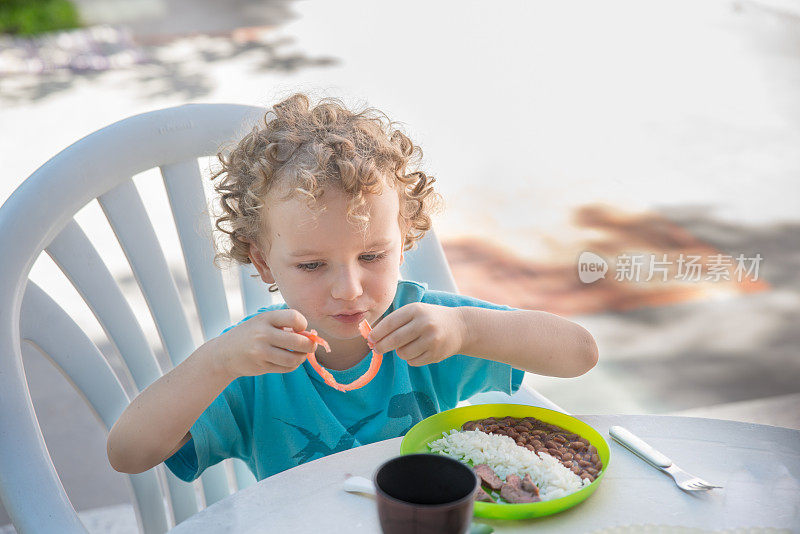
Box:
[342,475,376,495]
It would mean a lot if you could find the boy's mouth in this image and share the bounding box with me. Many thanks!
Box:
[331,311,366,324]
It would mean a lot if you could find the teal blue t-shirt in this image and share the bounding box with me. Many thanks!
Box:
[165,280,525,482]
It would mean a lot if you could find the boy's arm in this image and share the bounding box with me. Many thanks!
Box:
[106,336,235,474]
[457,308,599,378]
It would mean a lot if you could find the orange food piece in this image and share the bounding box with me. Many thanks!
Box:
[298,329,331,352]
[296,329,344,392]
[338,319,383,391]
[293,319,383,392]
[358,320,374,348]
[338,349,383,391]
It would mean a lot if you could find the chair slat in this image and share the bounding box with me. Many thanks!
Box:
[21,281,172,534]
[129,469,177,533]
[400,229,458,293]
[21,282,127,429]
[0,327,86,532]
[232,458,257,490]
[165,470,200,525]
[200,464,231,506]
[46,218,163,392]
[161,160,231,341]
[99,180,196,368]
[162,160,255,502]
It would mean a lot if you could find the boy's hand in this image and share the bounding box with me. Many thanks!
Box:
[368,303,468,367]
[214,309,318,379]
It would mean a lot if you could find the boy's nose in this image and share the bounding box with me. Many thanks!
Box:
[330,266,364,301]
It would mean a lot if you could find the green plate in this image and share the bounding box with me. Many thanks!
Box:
[400,404,610,520]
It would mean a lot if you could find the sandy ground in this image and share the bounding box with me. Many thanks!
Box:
[1,0,798,530]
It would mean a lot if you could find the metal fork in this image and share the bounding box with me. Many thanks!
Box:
[609,425,723,492]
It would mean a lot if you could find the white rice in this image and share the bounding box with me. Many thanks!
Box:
[428,429,591,502]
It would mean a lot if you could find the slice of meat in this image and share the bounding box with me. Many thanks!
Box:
[521,473,540,497]
[473,464,504,491]
[498,473,541,503]
[499,483,540,503]
[475,487,494,502]
[505,473,522,489]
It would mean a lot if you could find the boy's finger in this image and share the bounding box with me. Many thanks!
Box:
[259,361,297,375]
[268,347,308,369]
[373,322,417,355]
[395,338,426,361]
[269,308,308,332]
[369,307,413,344]
[404,351,431,367]
[277,330,317,354]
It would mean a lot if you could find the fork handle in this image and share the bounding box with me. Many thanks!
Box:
[609,425,672,469]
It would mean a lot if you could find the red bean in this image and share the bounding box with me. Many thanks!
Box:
[547,448,562,459]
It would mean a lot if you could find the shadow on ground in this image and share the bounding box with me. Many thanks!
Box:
[442,203,778,316]
[0,18,338,105]
[657,204,800,291]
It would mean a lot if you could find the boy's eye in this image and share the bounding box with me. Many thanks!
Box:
[297,262,323,271]
[360,252,387,262]
[296,253,386,272]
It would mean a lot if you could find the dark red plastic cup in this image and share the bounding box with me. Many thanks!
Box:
[373,454,479,534]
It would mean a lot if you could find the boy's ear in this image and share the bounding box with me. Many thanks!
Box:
[247,242,276,284]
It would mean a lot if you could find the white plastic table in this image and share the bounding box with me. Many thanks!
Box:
[168,415,800,533]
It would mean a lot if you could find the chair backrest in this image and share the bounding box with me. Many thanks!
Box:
[0,104,474,534]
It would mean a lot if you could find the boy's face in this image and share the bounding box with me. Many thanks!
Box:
[249,184,405,341]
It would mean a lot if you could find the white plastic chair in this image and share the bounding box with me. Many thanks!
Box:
[0,104,564,534]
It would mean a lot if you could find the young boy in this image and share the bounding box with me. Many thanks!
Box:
[106,93,598,482]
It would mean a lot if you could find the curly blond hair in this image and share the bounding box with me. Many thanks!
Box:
[210,93,442,278]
